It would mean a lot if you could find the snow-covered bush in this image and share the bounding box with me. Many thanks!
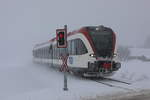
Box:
[117,45,131,61]
[143,36,150,48]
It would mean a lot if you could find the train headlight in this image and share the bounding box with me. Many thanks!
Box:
[113,53,117,57]
[89,53,96,57]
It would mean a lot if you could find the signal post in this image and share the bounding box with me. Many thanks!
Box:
[56,25,68,91]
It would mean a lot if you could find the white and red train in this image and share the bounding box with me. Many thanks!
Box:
[33,25,121,77]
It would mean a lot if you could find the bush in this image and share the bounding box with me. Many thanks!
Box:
[143,36,150,48]
[117,45,131,61]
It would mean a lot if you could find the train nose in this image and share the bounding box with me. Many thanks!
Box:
[88,61,121,72]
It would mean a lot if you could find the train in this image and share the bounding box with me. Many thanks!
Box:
[33,25,121,77]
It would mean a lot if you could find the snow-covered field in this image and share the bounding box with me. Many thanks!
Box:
[0,48,150,100]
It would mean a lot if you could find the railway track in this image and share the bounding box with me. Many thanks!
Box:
[99,77,131,85]
[62,71,135,92]
[88,77,135,92]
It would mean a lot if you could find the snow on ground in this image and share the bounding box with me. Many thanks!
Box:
[130,47,150,58]
[112,60,150,89]
[0,48,150,100]
[0,60,123,100]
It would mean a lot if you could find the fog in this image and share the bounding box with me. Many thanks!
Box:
[0,0,150,63]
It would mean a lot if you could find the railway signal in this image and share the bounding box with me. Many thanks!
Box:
[56,28,67,48]
[56,25,68,91]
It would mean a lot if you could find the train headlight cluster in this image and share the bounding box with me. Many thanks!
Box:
[89,53,96,57]
[113,53,117,57]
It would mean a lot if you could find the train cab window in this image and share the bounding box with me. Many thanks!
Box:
[68,39,88,55]
[76,39,88,55]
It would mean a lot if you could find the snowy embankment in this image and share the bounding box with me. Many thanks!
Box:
[0,48,150,100]
[112,60,150,89]
[0,61,122,100]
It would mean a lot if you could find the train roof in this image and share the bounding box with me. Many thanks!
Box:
[34,25,114,49]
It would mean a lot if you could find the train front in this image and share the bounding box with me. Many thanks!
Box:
[86,26,121,77]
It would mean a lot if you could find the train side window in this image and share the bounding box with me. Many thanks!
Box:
[69,40,73,55]
[46,46,49,58]
[42,48,45,58]
[54,45,56,59]
[38,49,40,58]
[39,49,41,58]
[68,40,72,55]
[48,45,52,58]
[53,45,56,59]
[36,49,38,58]
[40,48,42,58]
[43,48,45,58]
[71,40,76,55]
[53,45,55,59]
[57,47,59,59]
[43,47,45,58]
[55,45,57,59]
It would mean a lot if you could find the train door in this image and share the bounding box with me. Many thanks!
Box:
[69,39,88,68]
[76,39,88,68]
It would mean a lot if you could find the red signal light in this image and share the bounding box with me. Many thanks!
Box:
[59,33,64,38]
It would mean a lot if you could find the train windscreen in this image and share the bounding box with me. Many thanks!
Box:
[88,27,114,58]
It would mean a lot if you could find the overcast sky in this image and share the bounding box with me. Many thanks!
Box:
[0,0,150,62]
